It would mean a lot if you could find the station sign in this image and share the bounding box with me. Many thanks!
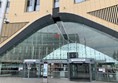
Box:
[44,59,68,63]
[69,58,95,63]
[24,59,40,63]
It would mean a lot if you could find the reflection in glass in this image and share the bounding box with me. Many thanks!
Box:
[0,22,118,64]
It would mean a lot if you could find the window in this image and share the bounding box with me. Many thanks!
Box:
[27,0,32,7]
[6,1,10,8]
[74,0,86,3]
[26,0,33,12]
[26,0,40,12]
[6,0,10,13]
[0,1,2,8]
[54,0,59,8]
[34,0,40,11]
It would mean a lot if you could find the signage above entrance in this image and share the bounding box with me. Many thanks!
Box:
[70,58,86,62]
[69,58,95,63]
[24,59,40,63]
[43,59,68,63]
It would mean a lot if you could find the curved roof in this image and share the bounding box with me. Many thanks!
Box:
[0,13,117,57]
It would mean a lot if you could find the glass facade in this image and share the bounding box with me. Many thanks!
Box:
[0,22,118,63]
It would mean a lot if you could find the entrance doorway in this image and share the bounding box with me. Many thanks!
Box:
[69,63,90,80]
[23,59,40,78]
[68,58,94,81]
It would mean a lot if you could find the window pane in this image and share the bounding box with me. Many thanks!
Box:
[26,0,34,12]
[27,0,40,12]
[27,0,30,6]
[29,0,33,6]
[36,0,40,5]
[54,0,59,8]
[35,0,40,11]
[75,0,85,3]
[6,1,10,13]
[0,1,2,8]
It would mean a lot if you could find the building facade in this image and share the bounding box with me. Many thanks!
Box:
[0,0,118,81]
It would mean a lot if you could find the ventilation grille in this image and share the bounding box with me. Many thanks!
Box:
[88,5,118,25]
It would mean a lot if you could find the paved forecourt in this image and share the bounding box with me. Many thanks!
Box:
[0,77,115,83]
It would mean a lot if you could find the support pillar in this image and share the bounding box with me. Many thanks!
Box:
[89,64,92,82]
[0,63,2,74]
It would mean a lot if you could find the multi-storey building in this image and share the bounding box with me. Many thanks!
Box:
[0,0,118,81]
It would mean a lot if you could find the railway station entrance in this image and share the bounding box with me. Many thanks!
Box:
[68,58,95,81]
[22,59,117,82]
[23,59,41,78]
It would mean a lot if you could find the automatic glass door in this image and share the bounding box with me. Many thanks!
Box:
[68,58,94,81]
[23,59,40,78]
[69,63,90,80]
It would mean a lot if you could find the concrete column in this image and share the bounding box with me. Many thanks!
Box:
[89,64,92,82]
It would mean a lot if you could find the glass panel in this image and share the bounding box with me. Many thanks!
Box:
[0,22,118,63]
[75,0,86,3]
[26,0,34,12]
[36,5,39,11]
[6,0,10,13]
[70,63,89,79]
[54,0,59,8]
[35,0,40,11]
[36,0,40,5]
[0,1,2,8]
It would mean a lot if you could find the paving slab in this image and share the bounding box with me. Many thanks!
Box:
[0,77,116,83]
